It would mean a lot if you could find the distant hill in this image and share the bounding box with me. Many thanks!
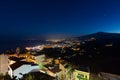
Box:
[77,32,120,75]
[78,32,120,40]
[77,32,120,57]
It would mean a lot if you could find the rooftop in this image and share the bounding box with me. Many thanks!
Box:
[9,57,25,61]
[10,61,38,70]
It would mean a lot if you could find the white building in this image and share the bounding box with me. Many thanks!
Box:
[8,61,39,79]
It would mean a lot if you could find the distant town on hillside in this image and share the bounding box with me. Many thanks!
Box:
[0,32,120,80]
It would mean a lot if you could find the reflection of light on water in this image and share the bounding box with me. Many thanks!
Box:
[0,39,44,53]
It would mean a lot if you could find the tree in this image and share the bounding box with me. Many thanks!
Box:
[4,73,11,80]
[16,47,20,54]
[0,73,11,80]
[0,74,4,80]
[60,63,76,80]
[21,74,34,80]
[39,62,45,69]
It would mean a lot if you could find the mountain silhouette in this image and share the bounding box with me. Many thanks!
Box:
[78,32,120,40]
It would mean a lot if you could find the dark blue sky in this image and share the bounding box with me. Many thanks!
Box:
[0,0,120,37]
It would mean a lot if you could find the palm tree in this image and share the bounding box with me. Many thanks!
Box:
[67,65,73,80]
[64,63,76,80]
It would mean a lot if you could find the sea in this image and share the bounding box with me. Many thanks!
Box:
[0,39,46,53]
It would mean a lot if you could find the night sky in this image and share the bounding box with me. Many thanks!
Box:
[0,0,120,38]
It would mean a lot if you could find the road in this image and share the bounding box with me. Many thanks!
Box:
[101,72,120,80]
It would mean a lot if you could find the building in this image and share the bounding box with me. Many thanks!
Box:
[0,54,8,75]
[34,54,45,63]
[74,69,90,80]
[8,61,39,79]
[59,60,90,80]
[45,64,61,77]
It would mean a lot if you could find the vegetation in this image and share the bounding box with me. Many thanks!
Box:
[39,62,45,69]
[66,64,75,80]
[0,73,11,80]
[21,74,34,80]
[0,74,4,80]
[21,72,55,80]
[58,63,76,80]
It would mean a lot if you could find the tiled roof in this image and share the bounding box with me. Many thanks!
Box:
[9,57,25,61]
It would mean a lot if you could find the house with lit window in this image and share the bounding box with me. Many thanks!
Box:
[73,66,90,80]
